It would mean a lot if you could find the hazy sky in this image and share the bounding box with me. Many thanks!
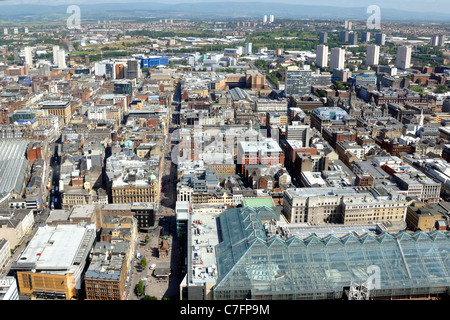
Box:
[1,0,449,14]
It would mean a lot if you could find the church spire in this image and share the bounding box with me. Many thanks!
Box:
[419,108,424,127]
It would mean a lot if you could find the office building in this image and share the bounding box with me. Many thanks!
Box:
[316,44,328,68]
[39,100,72,125]
[283,186,409,225]
[237,139,284,174]
[332,68,352,82]
[335,140,364,165]
[406,201,450,232]
[131,202,156,230]
[3,28,7,36]
[179,203,221,299]
[0,277,19,300]
[269,14,274,23]
[113,80,133,96]
[349,73,378,87]
[311,71,332,87]
[126,59,141,80]
[310,106,352,133]
[11,224,96,300]
[0,209,34,251]
[84,241,132,300]
[255,99,288,113]
[98,203,154,231]
[394,171,441,202]
[375,33,386,45]
[137,55,169,68]
[285,67,312,97]
[285,123,311,147]
[366,45,380,66]
[110,172,159,204]
[396,45,412,69]
[263,15,267,24]
[330,48,345,71]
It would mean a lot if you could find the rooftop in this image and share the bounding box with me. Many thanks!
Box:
[0,140,29,201]
[85,241,129,281]
[213,205,450,299]
[238,139,282,154]
[13,224,96,273]
[188,209,220,285]
[241,197,275,208]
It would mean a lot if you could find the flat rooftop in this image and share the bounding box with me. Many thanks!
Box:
[239,139,282,154]
[14,224,95,272]
[46,209,71,223]
[189,210,220,284]
[285,187,361,198]
[242,197,275,208]
[70,204,97,219]
[40,101,70,108]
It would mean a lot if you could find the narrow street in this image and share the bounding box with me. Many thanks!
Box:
[126,80,185,300]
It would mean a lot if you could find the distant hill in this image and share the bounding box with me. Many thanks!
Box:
[1,1,449,22]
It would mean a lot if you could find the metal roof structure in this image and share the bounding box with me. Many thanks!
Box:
[213,206,450,300]
[0,140,29,204]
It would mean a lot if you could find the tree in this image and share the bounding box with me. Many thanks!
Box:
[145,234,150,244]
[434,85,448,94]
[315,89,327,98]
[141,257,147,269]
[143,295,158,300]
[333,81,347,91]
[136,281,145,296]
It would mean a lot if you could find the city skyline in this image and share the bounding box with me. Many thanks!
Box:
[1,0,449,13]
[1,0,450,19]
[0,1,449,305]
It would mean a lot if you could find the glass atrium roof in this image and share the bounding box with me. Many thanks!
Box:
[214,206,450,299]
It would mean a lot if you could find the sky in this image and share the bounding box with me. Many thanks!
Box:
[0,0,449,14]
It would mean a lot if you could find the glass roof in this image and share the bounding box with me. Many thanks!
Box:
[214,207,450,298]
